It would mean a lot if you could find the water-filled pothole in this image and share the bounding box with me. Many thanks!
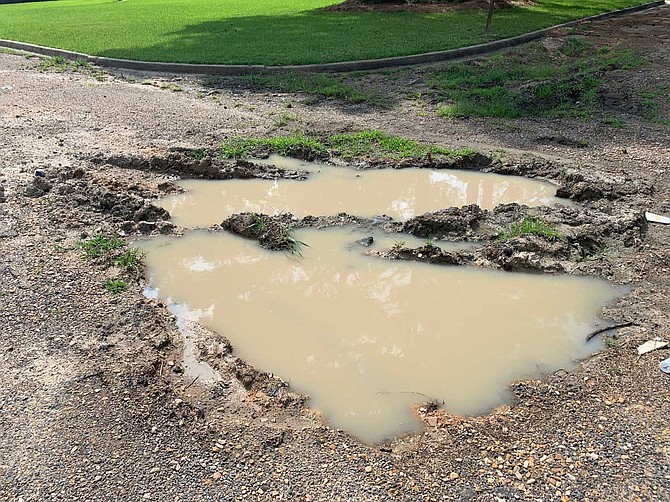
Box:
[141,227,620,443]
[157,155,568,227]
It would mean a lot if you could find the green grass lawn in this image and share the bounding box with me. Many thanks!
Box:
[0,0,652,65]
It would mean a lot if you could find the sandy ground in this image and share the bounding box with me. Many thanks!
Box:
[1,5,669,501]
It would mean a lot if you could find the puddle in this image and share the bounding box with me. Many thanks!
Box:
[140,227,620,443]
[157,155,567,227]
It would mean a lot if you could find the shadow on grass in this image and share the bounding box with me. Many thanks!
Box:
[95,0,633,66]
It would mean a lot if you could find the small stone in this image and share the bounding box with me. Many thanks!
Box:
[449,472,459,480]
[365,466,373,473]
[356,237,374,247]
[212,472,222,480]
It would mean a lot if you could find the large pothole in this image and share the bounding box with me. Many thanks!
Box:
[138,155,627,443]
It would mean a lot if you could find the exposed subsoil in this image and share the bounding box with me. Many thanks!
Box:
[1,6,669,501]
[324,0,531,14]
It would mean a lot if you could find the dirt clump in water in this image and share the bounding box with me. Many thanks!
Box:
[383,244,471,265]
[220,211,304,252]
[402,204,485,238]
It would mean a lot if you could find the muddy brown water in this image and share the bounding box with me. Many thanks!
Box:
[141,228,620,443]
[157,155,568,227]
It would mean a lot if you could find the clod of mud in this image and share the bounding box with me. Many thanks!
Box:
[480,235,569,273]
[90,151,309,181]
[23,175,52,198]
[403,204,485,238]
[364,151,493,171]
[220,212,301,252]
[133,204,170,223]
[555,170,653,202]
[383,244,470,266]
[231,357,305,408]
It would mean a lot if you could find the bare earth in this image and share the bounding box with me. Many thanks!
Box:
[1,6,669,501]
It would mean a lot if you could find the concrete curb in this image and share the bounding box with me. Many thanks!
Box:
[0,0,666,75]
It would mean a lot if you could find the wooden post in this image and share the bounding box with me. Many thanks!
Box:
[485,0,495,33]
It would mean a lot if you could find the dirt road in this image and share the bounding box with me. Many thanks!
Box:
[1,6,669,500]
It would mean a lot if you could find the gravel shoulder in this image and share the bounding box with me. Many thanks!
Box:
[1,7,669,501]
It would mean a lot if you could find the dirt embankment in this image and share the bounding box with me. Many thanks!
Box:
[1,6,669,500]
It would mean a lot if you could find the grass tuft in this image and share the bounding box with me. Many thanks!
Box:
[114,247,146,271]
[80,234,124,259]
[104,279,128,294]
[498,216,560,241]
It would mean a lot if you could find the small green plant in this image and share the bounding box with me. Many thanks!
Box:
[114,247,146,271]
[36,55,69,72]
[273,110,296,128]
[498,216,560,241]
[424,238,434,247]
[602,333,621,349]
[80,234,124,259]
[185,148,209,160]
[277,226,308,256]
[250,213,266,233]
[104,279,128,294]
[391,240,406,252]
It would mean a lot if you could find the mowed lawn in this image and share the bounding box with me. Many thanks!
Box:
[0,0,652,65]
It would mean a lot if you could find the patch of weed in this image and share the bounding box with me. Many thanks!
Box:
[602,117,626,129]
[220,134,327,159]
[80,234,124,259]
[0,47,21,56]
[242,72,380,105]
[328,130,476,160]
[498,216,560,241]
[430,40,644,119]
[220,130,477,162]
[35,56,106,80]
[639,84,670,125]
[279,228,308,256]
[104,279,128,294]
[114,247,146,271]
[36,55,69,72]
[250,213,266,233]
[185,148,209,160]
[273,110,297,128]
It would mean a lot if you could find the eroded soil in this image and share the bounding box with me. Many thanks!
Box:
[1,6,669,501]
